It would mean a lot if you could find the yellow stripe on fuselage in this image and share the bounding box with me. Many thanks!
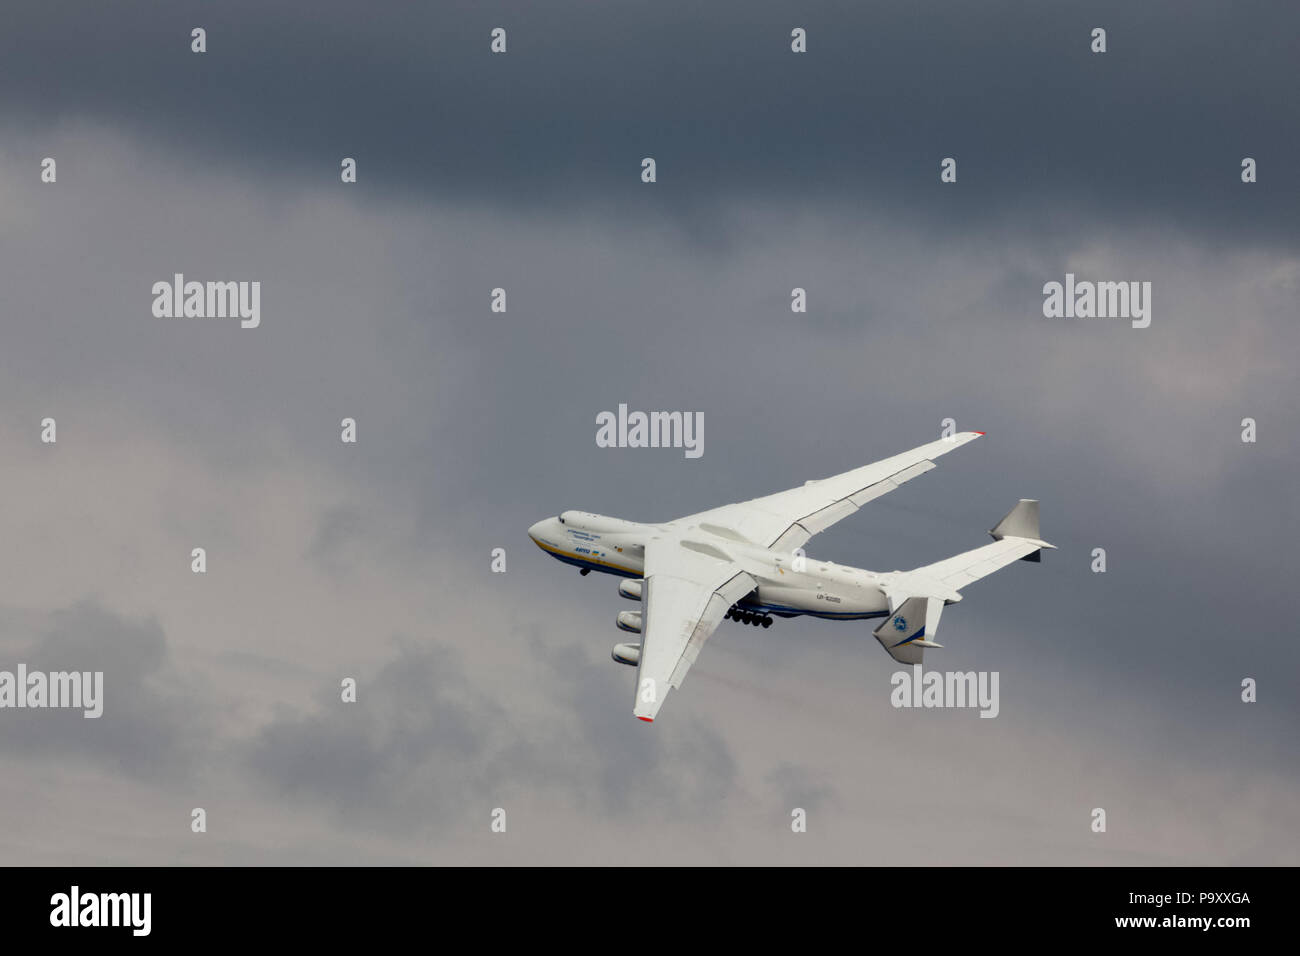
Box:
[532,538,641,575]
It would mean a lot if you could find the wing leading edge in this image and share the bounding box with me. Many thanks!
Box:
[681,432,984,551]
[632,537,756,722]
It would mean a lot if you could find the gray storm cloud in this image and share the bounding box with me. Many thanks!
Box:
[0,1,1296,863]
[1,1,1295,240]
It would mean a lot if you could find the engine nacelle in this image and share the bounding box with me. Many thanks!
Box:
[618,579,644,601]
[612,642,641,666]
[616,610,643,634]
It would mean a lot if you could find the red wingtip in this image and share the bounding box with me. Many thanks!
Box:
[973,431,986,436]
[636,716,654,723]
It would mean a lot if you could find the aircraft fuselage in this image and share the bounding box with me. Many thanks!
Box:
[527,510,891,621]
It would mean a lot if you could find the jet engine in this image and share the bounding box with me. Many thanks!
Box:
[611,642,641,666]
[618,579,644,601]
[616,610,642,634]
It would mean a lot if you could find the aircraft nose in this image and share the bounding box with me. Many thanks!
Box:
[527,519,549,543]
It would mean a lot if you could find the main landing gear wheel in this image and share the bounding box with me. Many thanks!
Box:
[726,608,773,628]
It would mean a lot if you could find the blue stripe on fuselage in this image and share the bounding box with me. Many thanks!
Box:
[741,600,889,621]
[543,548,641,578]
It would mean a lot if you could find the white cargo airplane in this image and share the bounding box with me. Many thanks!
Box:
[528,432,1053,722]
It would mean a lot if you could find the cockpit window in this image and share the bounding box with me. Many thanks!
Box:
[557,515,565,524]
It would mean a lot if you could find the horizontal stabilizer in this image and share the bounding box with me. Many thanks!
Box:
[901,499,1056,594]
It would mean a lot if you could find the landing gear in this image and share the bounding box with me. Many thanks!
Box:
[726,608,773,628]
[579,568,590,576]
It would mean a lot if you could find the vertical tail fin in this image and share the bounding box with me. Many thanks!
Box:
[990,499,1040,541]
[988,499,1051,563]
[873,500,1052,663]
[872,596,945,665]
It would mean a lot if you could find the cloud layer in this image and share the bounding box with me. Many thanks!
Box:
[0,2,1296,863]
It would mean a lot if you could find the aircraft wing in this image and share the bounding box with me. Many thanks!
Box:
[632,535,756,722]
[681,432,984,551]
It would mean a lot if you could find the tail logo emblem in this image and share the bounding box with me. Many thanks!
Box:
[892,615,908,632]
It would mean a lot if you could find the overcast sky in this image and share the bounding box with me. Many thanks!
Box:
[0,1,1296,864]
